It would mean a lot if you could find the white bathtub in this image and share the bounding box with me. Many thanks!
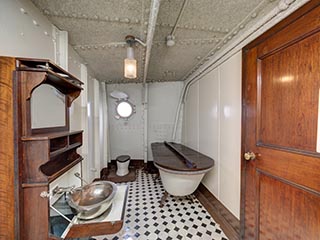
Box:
[155,163,213,196]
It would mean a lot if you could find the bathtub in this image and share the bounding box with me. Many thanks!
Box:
[155,163,213,196]
[151,142,215,199]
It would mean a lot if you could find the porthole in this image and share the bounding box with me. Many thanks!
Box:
[115,100,135,119]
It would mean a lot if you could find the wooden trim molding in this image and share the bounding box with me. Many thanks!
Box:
[194,183,240,240]
[0,57,15,239]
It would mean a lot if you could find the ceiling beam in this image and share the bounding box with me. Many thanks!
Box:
[142,0,161,85]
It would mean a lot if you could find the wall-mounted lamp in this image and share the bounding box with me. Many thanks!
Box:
[124,35,137,79]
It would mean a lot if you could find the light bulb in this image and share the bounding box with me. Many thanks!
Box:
[124,58,137,79]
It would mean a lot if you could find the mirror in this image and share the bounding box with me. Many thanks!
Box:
[31,84,66,129]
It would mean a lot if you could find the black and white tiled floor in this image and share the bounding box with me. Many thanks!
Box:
[93,170,228,240]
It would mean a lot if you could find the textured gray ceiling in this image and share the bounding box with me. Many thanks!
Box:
[31,0,281,83]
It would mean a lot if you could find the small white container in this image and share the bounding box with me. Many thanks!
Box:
[116,155,131,176]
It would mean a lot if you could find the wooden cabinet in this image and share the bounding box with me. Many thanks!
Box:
[0,57,126,239]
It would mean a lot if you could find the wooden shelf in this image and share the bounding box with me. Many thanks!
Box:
[22,130,83,141]
[46,157,83,182]
[68,142,82,150]
[16,57,83,88]
[50,142,82,158]
[50,146,69,158]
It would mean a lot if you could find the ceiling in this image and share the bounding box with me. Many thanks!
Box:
[31,0,282,83]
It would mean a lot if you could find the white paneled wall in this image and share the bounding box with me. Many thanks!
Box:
[107,82,183,161]
[183,51,242,219]
[93,79,101,175]
[199,68,220,198]
[183,81,199,151]
[219,53,241,218]
[68,46,92,182]
[0,0,54,59]
[148,82,183,160]
[107,84,144,160]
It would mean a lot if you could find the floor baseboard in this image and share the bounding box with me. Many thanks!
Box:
[194,183,240,240]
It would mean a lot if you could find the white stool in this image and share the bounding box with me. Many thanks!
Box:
[116,155,131,176]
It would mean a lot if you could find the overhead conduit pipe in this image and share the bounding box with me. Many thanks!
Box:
[142,0,161,163]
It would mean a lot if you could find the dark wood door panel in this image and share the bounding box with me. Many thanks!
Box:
[258,32,320,153]
[257,5,320,58]
[259,173,320,240]
[242,1,320,239]
[257,148,320,193]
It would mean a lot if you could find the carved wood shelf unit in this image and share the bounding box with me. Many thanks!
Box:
[0,57,126,239]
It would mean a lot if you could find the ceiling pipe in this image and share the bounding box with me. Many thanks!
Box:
[172,0,308,141]
[166,0,188,47]
[143,0,161,85]
[170,0,188,37]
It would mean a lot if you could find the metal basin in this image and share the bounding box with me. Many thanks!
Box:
[67,181,117,220]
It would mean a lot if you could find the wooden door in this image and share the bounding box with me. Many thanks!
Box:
[241,1,320,239]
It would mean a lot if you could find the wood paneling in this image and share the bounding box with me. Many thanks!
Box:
[21,185,49,239]
[259,32,320,153]
[242,1,320,239]
[0,57,15,239]
[259,173,320,240]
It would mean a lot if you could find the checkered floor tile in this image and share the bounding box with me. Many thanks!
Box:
[92,169,228,240]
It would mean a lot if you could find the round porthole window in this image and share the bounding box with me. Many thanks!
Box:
[116,100,135,119]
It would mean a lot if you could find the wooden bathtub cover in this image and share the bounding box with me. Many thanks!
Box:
[151,142,214,171]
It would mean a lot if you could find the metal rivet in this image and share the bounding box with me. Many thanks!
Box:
[32,20,39,26]
[20,8,27,14]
